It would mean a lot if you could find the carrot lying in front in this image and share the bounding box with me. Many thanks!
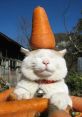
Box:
[0,88,14,102]
[71,96,82,112]
[0,98,48,115]
[0,111,37,117]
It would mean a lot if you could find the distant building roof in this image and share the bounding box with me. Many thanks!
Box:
[0,32,24,60]
[0,32,22,47]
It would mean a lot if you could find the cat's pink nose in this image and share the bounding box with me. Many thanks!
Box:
[42,59,49,65]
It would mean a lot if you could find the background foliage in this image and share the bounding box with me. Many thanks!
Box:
[56,12,82,96]
[66,72,82,96]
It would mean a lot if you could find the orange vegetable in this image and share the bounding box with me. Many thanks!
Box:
[1,111,37,117]
[1,90,82,117]
[75,112,82,117]
[0,88,14,102]
[71,96,82,112]
[30,6,55,49]
[8,91,18,101]
[0,98,48,115]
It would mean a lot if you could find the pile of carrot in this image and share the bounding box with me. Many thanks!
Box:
[0,89,48,117]
[0,89,82,117]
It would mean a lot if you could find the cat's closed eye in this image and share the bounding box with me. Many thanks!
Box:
[31,63,35,67]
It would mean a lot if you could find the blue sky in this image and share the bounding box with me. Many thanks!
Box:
[0,0,82,43]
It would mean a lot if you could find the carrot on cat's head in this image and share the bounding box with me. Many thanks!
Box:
[30,6,56,49]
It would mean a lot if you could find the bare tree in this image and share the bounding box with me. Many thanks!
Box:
[17,16,31,49]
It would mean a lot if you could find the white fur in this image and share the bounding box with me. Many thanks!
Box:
[14,49,72,110]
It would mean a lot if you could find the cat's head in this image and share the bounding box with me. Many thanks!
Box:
[21,48,67,81]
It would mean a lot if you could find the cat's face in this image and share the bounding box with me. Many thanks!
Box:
[21,48,67,81]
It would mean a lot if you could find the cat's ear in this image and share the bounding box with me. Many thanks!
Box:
[59,49,67,56]
[21,47,30,56]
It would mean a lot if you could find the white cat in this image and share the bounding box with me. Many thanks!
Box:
[14,48,72,110]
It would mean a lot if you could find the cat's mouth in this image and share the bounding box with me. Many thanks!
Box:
[34,68,53,77]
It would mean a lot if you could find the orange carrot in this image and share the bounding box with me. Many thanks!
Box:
[0,111,37,117]
[0,88,14,102]
[30,6,55,49]
[0,98,48,115]
[71,96,82,112]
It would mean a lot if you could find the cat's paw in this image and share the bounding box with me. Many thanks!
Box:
[14,88,31,100]
[16,93,31,100]
[50,93,72,110]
